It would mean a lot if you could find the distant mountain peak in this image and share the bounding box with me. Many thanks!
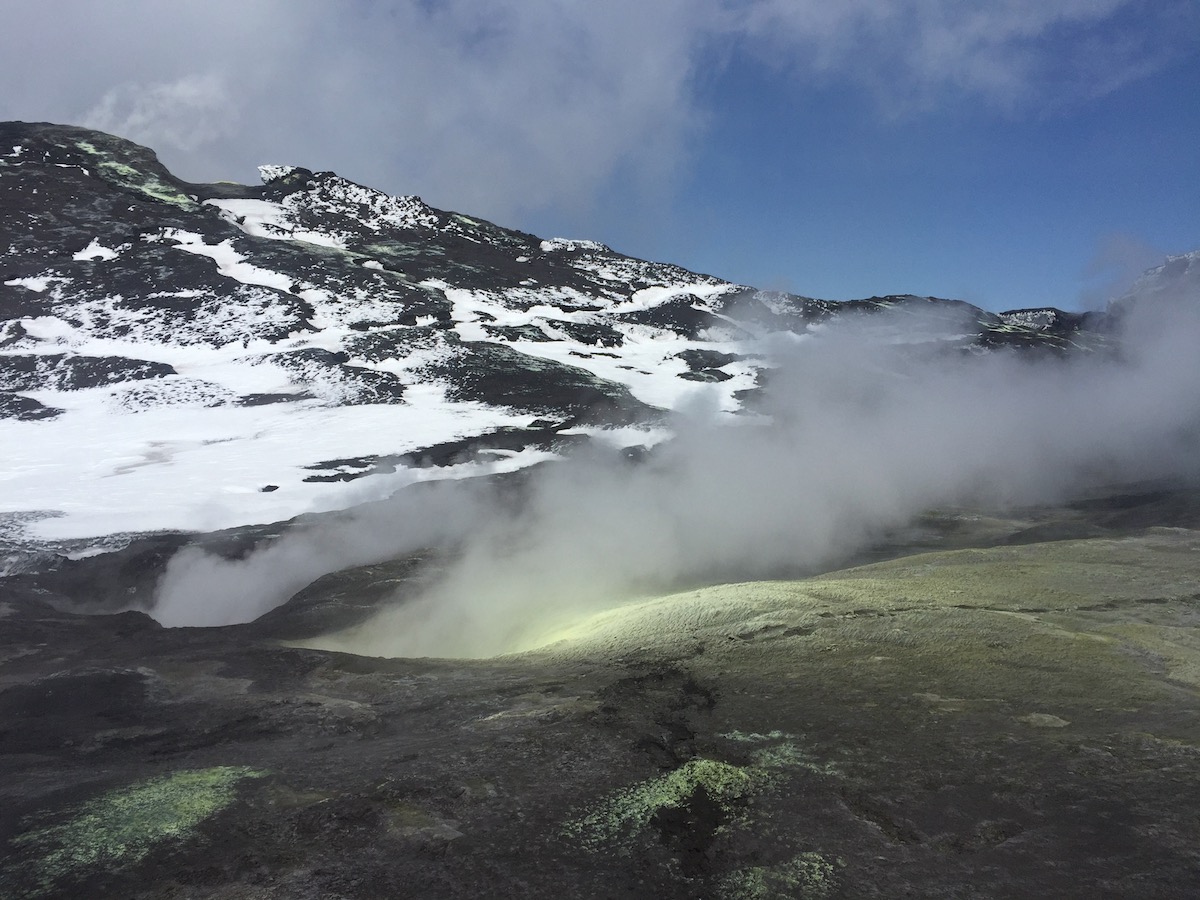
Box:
[1114,249,1200,311]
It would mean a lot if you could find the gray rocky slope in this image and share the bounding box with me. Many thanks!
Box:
[0,121,1121,565]
[3,122,1200,898]
[0,120,1105,433]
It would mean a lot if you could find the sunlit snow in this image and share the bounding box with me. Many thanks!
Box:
[0,388,543,540]
[164,230,294,293]
[207,198,348,249]
[4,275,52,292]
[72,238,121,261]
[0,155,783,547]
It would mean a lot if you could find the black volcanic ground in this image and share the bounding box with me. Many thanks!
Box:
[4,486,1200,899]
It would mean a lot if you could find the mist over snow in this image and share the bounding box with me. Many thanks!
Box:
[152,289,1200,656]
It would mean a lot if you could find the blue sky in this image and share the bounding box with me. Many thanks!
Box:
[710,50,1200,309]
[3,1,1198,311]
[529,12,1200,311]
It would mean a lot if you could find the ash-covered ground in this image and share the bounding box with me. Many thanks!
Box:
[3,483,1200,899]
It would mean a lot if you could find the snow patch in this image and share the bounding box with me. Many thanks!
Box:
[211,176,441,247]
[296,176,440,231]
[4,275,53,292]
[0,389,538,540]
[541,238,609,253]
[258,164,299,184]
[999,310,1058,330]
[629,282,735,311]
[73,238,120,262]
[164,230,294,293]
[207,198,348,249]
[13,316,81,344]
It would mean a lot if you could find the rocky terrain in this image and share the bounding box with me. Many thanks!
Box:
[1,121,1113,552]
[3,122,1200,898]
[4,485,1200,898]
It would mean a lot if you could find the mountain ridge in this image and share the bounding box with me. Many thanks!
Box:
[0,121,1168,548]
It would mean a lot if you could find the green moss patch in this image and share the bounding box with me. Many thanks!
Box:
[720,852,843,900]
[73,139,197,209]
[6,766,263,896]
[722,730,844,777]
[564,758,761,851]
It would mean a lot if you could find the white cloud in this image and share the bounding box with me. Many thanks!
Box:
[0,1,1193,223]
[732,0,1191,112]
[296,0,714,219]
[1078,232,1169,310]
[83,73,237,157]
[0,1,716,222]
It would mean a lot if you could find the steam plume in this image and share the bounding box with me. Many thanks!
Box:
[153,288,1200,656]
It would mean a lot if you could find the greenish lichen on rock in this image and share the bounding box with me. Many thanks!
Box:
[5,766,264,896]
[721,730,844,777]
[73,138,198,210]
[722,729,790,744]
[720,852,843,900]
[563,758,761,851]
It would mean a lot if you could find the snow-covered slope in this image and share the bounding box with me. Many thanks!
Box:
[0,122,1114,547]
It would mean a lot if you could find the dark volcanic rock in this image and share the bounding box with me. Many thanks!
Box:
[2,532,194,613]
[0,353,175,392]
[0,392,62,420]
[3,500,1200,898]
[482,323,555,342]
[300,427,593,483]
[616,293,726,339]
[398,426,590,467]
[674,348,742,372]
[553,319,625,347]
[236,391,314,406]
[0,665,168,753]
[675,348,740,383]
[268,347,407,405]
[0,320,28,348]
[679,368,733,383]
[0,122,224,265]
[245,553,440,641]
[427,340,662,425]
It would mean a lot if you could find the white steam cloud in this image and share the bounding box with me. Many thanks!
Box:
[84,73,238,157]
[153,289,1200,657]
